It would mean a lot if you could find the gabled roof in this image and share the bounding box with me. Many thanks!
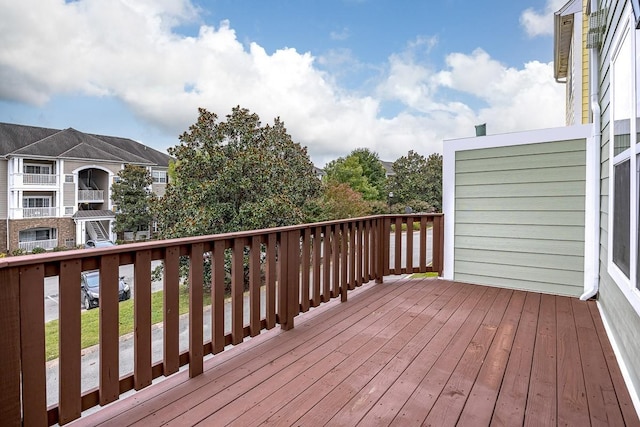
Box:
[0,122,172,167]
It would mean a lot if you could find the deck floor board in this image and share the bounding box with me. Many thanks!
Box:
[69,278,640,427]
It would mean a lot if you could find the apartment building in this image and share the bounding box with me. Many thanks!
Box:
[0,122,171,254]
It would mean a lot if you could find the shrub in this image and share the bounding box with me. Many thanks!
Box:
[11,248,26,256]
[53,246,68,252]
[0,252,6,258]
[31,247,46,254]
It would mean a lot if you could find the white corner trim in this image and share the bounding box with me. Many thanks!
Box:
[443,124,593,283]
[442,139,456,280]
[596,301,640,418]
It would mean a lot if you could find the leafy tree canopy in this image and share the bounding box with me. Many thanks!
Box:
[388,151,442,212]
[323,148,386,201]
[111,165,155,234]
[154,106,321,238]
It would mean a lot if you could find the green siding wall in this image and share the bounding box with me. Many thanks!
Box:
[454,138,586,296]
[596,0,640,400]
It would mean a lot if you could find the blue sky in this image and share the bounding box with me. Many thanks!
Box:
[0,0,567,166]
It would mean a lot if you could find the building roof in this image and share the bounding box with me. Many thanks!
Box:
[72,210,116,219]
[554,0,582,81]
[0,122,172,167]
[381,160,395,176]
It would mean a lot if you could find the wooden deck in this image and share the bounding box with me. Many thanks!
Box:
[70,277,639,427]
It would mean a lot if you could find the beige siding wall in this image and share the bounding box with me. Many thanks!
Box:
[63,182,75,208]
[596,0,640,400]
[454,138,586,296]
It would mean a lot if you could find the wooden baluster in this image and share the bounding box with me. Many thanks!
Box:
[322,225,331,302]
[189,243,204,378]
[301,228,311,312]
[134,250,152,390]
[99,254,120,405]
[420,216,427,272]
[164,246,180,374]
[406,217,414,274]
[312,227,321,307]
[59,259,82,424]
[394,217,402,274]
[266,234,277,329]
[341,223,348,301]
[249,236,261,337]
[212,240,226,353]
[231,239,244,345]
[0,267,21,425]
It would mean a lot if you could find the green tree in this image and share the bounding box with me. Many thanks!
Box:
[318,182,371,220]
[154,106,321,239]
[111,165,155,237]
[323,148,386,201]
[388,151,442,212]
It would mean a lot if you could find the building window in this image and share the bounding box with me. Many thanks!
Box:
[65,207,74,215]
[64,238,76,248]
[19,228,56,242]
[23,164,51,174]
[152,170,167,183]
[23,197,51,208]
[609,17,640,300]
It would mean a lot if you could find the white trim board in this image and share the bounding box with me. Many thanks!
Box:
[443,124,593,289]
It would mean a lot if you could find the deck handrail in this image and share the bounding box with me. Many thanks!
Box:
[0,213,443,426]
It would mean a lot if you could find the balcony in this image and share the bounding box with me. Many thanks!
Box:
[18,206,58,219]
[18,238,58,253]
[0,214,637,426]
[77,189,104,203]
[21,173,58,186]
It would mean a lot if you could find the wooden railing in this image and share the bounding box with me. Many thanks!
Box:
[0,214,443,426]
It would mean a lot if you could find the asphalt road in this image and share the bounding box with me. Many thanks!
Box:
[44,231,433,406]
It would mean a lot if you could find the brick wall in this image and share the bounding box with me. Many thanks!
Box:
[8,218,76,252]
[0,221,7,254]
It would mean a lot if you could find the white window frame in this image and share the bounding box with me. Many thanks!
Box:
[22,196,52,208]
[152,170,167,184]
[607,13,640,314]
[19,228,57,242]
[23,163,52,175]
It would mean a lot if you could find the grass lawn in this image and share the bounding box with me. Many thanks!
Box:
[408,272,439,279]
[44,287,208,361]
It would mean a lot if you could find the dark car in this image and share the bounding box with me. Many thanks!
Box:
[81,270,131,310]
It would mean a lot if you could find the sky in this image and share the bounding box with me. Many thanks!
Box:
[0,0,568,167]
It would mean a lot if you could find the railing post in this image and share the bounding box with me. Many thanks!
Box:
[0,267,21,425]
[375,217,385,283]
[434,215,444,276]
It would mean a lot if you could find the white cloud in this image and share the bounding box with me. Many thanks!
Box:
[520,0,568,37]
[0,0,565,167]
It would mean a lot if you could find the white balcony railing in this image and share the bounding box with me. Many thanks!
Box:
[78,189,104,202]
[18,239,58,252]
[20,207,58,218]
[22,173,57,185]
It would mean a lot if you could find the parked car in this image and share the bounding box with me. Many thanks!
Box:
[84,240,116,249]
[81,270,131,310]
